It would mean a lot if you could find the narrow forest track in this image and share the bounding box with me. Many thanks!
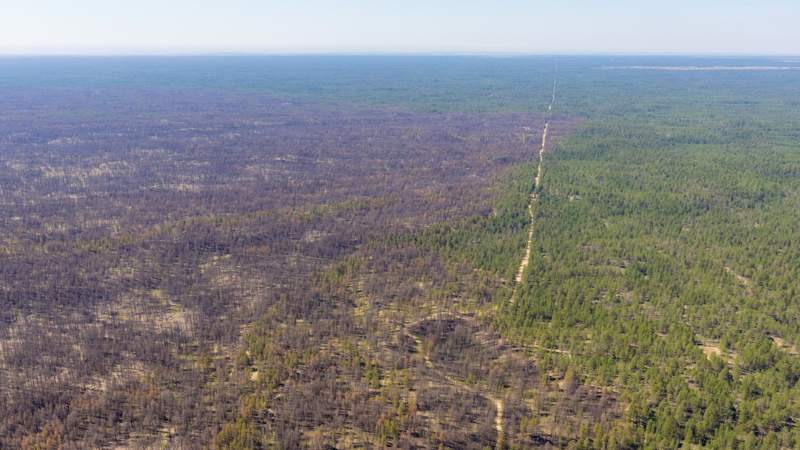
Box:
[401,309,571,447]
[402,311,507,448]
[512,75,557,302]
[724,266,753,296]
[396,74,559,449]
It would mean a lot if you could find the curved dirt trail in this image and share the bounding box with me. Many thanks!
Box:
[512,76,557,301]
[403,312,507,448]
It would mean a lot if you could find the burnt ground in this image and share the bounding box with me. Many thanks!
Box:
[0,89,595,448]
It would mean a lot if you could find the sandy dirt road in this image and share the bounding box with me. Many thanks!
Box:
[512,77,557,300]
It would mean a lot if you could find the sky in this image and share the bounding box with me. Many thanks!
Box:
[1,0,799,55]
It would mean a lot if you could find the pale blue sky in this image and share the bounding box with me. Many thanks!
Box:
[2,0,798,55]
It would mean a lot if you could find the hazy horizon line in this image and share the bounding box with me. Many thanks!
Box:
[1,50,798,58]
